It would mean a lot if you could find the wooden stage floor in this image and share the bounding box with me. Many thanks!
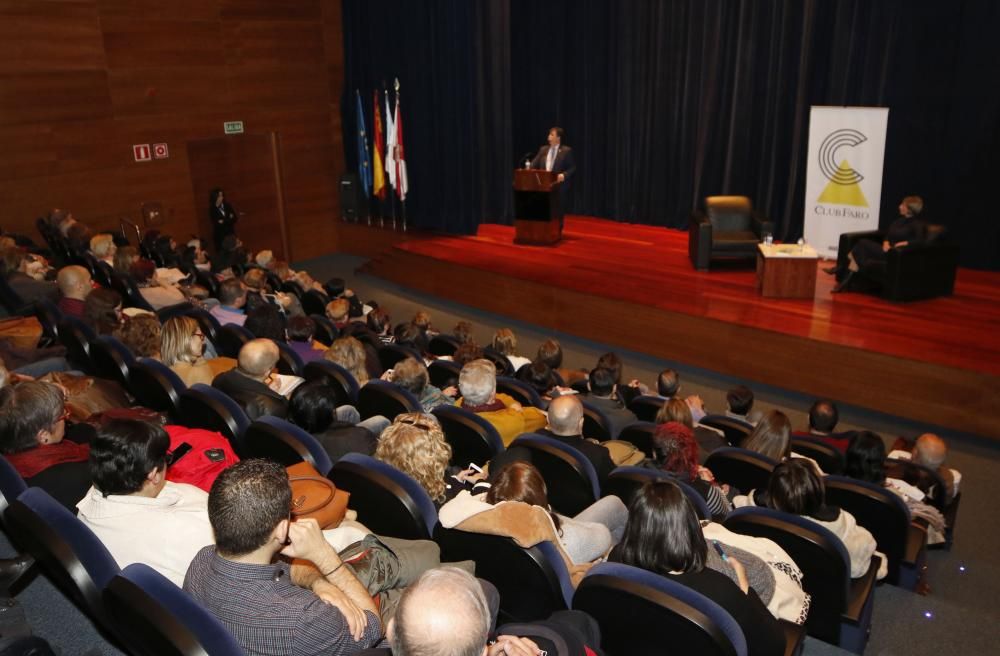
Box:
[357,217,1000,438]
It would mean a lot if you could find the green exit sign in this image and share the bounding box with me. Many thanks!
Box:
[224,121,244,134]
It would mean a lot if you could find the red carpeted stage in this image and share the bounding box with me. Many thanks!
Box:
[351,217,1000,438]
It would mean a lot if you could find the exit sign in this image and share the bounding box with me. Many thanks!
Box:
[224,121,244,134]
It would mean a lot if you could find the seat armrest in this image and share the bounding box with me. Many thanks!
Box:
[842,555,879,624]
[688,211,713,270]
[904,522,927,565]
[690,209,710,226]
[750,212,773,238]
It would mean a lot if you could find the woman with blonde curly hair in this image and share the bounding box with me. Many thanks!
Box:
[160,316,236,386]
[375,413,485,507]
[113,313,161,360]
[324,336,369,385]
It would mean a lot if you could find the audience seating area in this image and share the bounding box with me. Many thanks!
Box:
[0,218,964,655]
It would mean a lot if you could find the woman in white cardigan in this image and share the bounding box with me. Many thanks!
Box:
[733,459,887,580]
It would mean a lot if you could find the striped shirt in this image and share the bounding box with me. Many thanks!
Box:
[183,546,381,655]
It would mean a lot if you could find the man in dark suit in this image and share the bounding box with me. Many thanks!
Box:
[529,127,576,230]
[212,338,288,420]
[793,399,852,453]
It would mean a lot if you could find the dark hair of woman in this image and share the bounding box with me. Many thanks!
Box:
[516,360,556,396]
[244,303,286,343]
[595,352,623,384]
[741,410,792,461]
[367,307,391,335]
[486,461,561,533]
[844,431,887,485]
[766,459,831,519]
[83,288,122,336]
[287,382,338,434]
[616,480,707,575]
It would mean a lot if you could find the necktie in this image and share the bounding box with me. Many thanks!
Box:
[546,146,557,172]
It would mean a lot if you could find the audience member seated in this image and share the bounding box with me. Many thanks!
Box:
[65,221,92,255]
[384,567,600,656]
[725,384,759,427]
[536,338,587,386]
[82,288,124,336]
[609,480,786,656]
[213,339,291,419]
[388,357,455,413]
[593,352,640,407]
[326,298,351,331]
[180,239,211,272]
[153,235,181,269]
[114,313,162,360]
[888,433,961,504]
[0,380,92,510]
[211,235,249,275]
[794,399,851,452]
[648,368,707,423]
[845,431,946,543]
[491,328,531,373]
[367,308,394,345]
[375,412,486,507]
[286,316,327,364]
[325,336,371,386]
[243,268,301,317]
[741,409,791,461]
[210,278,248,327]
[89,233,117,270]
[1,248,56,305]
[656,397,727,462]
[514,360,561,408]
[456,359,546,446]
[113,245,139,277]
[244,303,287,342]
[643,422,734,520]
[452,320,474,346]
[734,460,887,579]
[130,259,186,311]
[288,382,384,460]
[160,316,236,387]
[393,322,430,362]
[452,341,484,367]
[491,395,616,489]
[582,366,638,439]
[76,418,213,586]
[184,460,384,652]
[56,265,93,318]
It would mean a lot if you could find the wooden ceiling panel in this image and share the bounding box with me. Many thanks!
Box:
[0,1,105,73]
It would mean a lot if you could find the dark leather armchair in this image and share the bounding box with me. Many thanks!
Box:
[835,226,959,301]
[689,196,773,270]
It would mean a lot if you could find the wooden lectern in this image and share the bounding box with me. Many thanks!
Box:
[513,169,562,245]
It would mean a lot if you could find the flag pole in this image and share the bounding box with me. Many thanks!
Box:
[395,78,406,232]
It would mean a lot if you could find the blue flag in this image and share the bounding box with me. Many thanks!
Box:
[356,90,372,197]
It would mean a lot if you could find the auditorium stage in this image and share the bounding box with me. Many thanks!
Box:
[348,217,1000,438]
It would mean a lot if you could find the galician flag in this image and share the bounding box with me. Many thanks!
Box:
[384,87,396,191]
[393,79,408,201]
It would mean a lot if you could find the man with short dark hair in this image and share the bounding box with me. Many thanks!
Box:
[210,278,248,326]
[286,315,326,364]
[185,459,383,654]
[794,399,851,452]
[583,367,637,439]
[725,385,757,428]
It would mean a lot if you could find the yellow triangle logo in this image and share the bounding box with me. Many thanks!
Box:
[818,160,869,207]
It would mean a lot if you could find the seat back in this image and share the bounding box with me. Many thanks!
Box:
[377,343,422,372]
[0,456,28,520]
[573,562,747,656]
[127,358,186,415]
[481,347,515,377]
[824,475,912,586]
[302,360,359,406]
[309,314,338,346]
[299,289,330,317]
[432,405,504,467]
[214,324,253,359]
[193,269,219,299]
[56,316,96,372]
[243,416,334,475]
[724,507,853,645]
[154,301,196,324]
[427,334,461,356]
[90,336,134,387]
[109,273,154,311]
[700,415,753,446]
[356,380,422,421]
[329,454,437,540]
[791,437,845,475]
[179,384,251,454]
[704,447,776,493]
[580,401,612,442]
[705,196,753,232]
[427,359,461,389]
[275,342,305,376]
[495,376,544,408]
[509,434,600,516]
[6,488,120,623]
[185,306,222,348]
[628,395,666,423]
[885,458,949,510]
[34,298,63,342]
[0,276,28,315]
[103,563,244,656]
[618,421,656,458]
[605,467,712,520]
[434,524,572,623]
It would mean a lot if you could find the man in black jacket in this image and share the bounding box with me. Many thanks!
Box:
[212,339,288,420]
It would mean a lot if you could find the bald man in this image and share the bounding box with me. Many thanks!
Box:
[55,265,92,318]
[889,433,962,503]
[211,338,290,420]
[385,567,598,656]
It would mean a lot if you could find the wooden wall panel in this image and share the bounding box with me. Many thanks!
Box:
[1,0,348,264]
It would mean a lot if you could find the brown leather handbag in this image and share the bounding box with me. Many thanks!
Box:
[286,461,350,529]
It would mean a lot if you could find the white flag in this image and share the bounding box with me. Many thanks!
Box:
[384,92,396,190]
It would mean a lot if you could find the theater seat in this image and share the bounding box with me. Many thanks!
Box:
[242,415,334,475]
[628,395,666,423]
[178,384,251,455]
[432,405,505,467]
[127,358,186,417]
[700,415,753,447]
[495,376,544,409]
[704,447,777,494]
[508,434,600,516]
[618,421,657,458]
[356,380,422,421]
[689,196,773,271]
[791,437,845,475]
[302,360,359,406]
[605,467,712,520]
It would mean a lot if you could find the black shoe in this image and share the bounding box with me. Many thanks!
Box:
[822,265,840,275]
[0,555,33,588]
[831,271,854,293]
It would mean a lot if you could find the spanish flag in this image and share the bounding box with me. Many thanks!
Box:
[372,89,386,199]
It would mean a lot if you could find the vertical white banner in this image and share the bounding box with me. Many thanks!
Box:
[804,106,889,259]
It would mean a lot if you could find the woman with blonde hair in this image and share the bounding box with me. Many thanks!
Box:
[324,335,369,385]
[656,397,728,461]
[114,313,162,360]
[492,328,531,372]
[113,246,139,276]
[160,316,236,386]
